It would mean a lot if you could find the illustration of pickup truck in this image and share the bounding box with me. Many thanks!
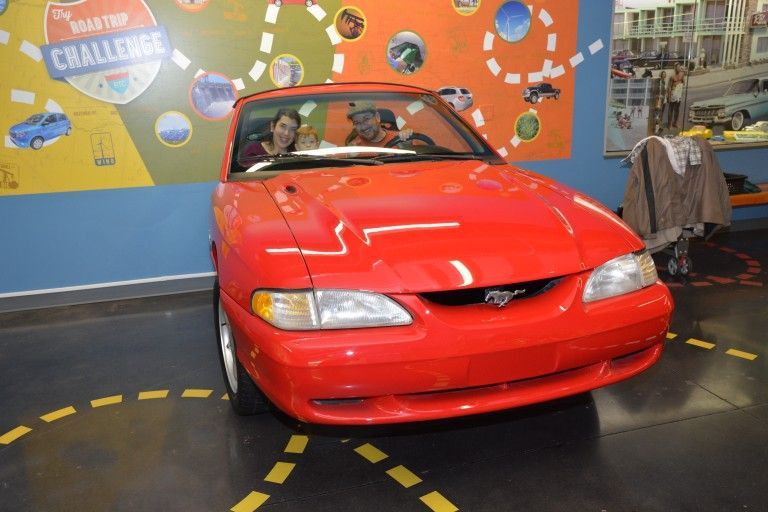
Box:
[522,83,561,104]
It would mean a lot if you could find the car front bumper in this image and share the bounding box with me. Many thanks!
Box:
[221,274,673,425]
[8,136,30,148]
[688,111,728,126]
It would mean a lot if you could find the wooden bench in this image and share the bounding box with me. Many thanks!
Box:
[730,183,768,207]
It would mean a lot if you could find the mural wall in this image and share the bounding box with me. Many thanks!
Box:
[0,0,587,196]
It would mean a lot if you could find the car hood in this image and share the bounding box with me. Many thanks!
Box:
[261,161,642,293]
[691,93,756,109]
[9,122,32,132]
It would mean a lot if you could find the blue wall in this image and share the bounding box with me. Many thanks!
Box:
[1,0,766,295]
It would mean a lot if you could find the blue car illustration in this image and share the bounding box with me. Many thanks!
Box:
[9,112,72,150]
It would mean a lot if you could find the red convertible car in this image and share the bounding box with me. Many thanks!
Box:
[211,82,673,425]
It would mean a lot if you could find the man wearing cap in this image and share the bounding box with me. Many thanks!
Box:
[346,101,412,147]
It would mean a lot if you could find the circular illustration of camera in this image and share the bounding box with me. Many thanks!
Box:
[155,111,193,147]
[386,31,426,75]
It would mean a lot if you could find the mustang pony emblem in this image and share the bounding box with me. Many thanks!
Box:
[484,288,526,307]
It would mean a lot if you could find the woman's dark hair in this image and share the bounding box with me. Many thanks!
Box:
[263,108,301,153]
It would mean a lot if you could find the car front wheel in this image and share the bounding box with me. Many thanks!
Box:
[729,111,747,131]
[530,93,539,104]
[30,136,44,150]
[214,281,269,415]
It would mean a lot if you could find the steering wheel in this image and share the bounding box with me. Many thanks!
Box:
[385,132,435,148]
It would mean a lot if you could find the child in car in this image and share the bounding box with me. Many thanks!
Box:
[295,125,320,151]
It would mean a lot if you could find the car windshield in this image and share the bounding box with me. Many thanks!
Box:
[25,114,45,124]
[228,90,498,177]
[725,79,758,95]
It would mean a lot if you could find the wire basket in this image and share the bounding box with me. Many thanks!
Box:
[723,173,747,195]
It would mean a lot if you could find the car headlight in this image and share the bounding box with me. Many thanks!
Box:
[717,109,725,117]
[583,251,658,303]
[251,289,412,330]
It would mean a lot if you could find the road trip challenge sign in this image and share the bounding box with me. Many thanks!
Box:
[41,0,170,104]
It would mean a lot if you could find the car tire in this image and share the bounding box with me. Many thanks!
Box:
[274,0,282,6]
[305,0,313,5]
[729,111,747,131]
[30,136,44,150]
[65,126,71,136]
[554,92,560,100]
[530,93,539,104]
[214,280,269,415]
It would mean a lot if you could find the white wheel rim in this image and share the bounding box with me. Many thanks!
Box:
[733,112,743,130]
[218,300,238,393]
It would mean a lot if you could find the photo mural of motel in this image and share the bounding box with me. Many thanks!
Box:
[1,0,604,196]
[607,0,768,153]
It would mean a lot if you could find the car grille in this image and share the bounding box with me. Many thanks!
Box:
[690,107,722,117]
[419,277,562,306]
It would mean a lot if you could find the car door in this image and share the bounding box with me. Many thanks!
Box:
[757,80,768,120]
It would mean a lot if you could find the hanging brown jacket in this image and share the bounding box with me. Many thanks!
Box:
[622,136,731,240]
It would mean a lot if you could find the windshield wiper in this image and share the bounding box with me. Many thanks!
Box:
[372,152,489,163]
[244,154,382,172]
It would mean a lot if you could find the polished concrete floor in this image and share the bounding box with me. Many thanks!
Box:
[1,228,766,512]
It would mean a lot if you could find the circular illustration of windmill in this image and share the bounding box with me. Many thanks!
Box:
[495,1,531,43]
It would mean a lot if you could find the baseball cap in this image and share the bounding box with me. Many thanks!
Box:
[346,101,377,118]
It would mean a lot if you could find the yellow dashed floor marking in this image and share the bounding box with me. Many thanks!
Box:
[264,462,295,484]
[355,443,389,463]
[726,349,758,361]
[230,491,270,512]
[0,425,32,445]
[666,332,678,340]
[686,338,716,350]
[91,395,123,408]
[138,390,169,400]
[182,388,213,398]
[284,435,309,454]
[40,406,76,423]
[386,465,422,488]
[420,491,459,512]
[221,393,229,400]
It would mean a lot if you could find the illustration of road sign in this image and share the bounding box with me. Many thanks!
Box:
[41,0,171,104]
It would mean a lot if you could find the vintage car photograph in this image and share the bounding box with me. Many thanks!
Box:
[688,77,768,131]
[211,82,673,425]
[8,112,71,150]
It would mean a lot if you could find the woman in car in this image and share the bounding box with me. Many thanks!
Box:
[241,108,301,158]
